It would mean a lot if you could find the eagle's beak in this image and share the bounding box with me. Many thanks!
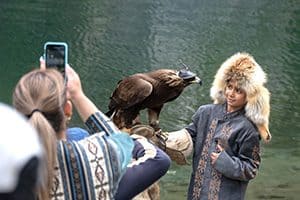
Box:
[191,76,202,85]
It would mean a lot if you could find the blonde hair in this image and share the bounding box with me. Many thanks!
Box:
[13,69,67,200]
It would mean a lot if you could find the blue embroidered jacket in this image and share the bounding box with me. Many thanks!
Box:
[186,103,261,200]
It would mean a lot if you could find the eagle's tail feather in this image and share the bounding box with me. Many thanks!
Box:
[105,109,114,117]
[105,109,116,119]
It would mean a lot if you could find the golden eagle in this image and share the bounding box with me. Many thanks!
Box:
[106,68,202,131]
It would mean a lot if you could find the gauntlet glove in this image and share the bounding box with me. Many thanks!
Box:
[130,125,193,165]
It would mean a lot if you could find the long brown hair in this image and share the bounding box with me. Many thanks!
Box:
[13,69,67,200]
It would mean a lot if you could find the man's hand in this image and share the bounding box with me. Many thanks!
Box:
[211,144,224,165]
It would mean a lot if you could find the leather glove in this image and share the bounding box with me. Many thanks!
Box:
[129,125,192,165]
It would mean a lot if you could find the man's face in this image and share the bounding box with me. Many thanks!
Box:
[225,80,247,112]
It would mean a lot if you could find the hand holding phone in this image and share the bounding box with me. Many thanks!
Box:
[44,42,68,78]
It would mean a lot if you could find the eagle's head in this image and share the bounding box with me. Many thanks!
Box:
[178,69,202,85]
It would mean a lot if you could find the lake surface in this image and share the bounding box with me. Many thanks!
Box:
[1,0,299,199]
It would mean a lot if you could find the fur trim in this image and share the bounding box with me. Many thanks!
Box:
[210,52,271,142]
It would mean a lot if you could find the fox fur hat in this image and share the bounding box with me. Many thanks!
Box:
[210,52,271,142]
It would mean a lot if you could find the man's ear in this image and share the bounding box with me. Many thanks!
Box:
[64,100,73,118]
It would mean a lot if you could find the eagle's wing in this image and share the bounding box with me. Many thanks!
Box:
[111,76,153,109]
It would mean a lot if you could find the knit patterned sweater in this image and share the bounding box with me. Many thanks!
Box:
[50,112,133,200]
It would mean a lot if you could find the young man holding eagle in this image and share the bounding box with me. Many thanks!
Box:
[150,52,271,200]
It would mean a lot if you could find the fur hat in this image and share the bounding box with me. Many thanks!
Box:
[210,52,271,142]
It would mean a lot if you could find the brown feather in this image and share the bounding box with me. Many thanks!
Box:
[106,69,201,130]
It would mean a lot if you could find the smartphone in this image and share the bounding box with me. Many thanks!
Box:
[44,42,68,78]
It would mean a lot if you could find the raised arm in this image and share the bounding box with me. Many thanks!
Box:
[65,65,98,122]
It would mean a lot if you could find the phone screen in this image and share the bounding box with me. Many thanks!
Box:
[45,44,66,76]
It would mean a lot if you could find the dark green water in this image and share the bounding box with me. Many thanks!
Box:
[1,0,300,199]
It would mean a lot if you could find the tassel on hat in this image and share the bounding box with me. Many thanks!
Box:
[210,52,271,142]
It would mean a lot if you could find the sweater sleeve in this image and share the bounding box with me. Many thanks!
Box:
[85,111,119,135]
[115,135,171,200]
[186,106,202,142]
[213,130,261,181]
